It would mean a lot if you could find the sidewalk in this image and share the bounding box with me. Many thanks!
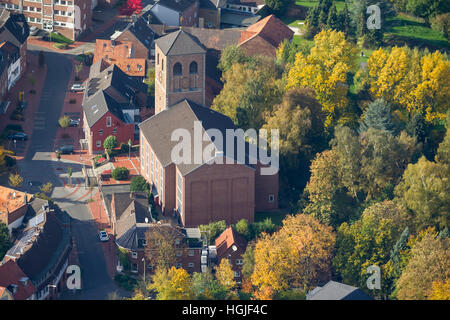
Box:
[0,53,48,159]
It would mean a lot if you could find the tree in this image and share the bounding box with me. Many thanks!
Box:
[286,30,358,126]
[396,231,450,300]
[264,0,291,15]
[198,220,227,243]
[241,243,255,281]
[191,268,230,300]
[251,214,335,299]
[111,167,129,180]
[150,267,193,300]
[121,0,143,15]
[234,219,251,240]
[217,45,250,73]
[104,135,118,154]
[429,280,450,300]
[215,259,237,291]
[395,156,449,230]
[0,147,14,172]
[39,182,53,195]
[326,4,339,30]
[58,116,70,129]
[130,176,149,192]
[144,67,155,96]
[359,99,395,134]
[0,222,10,260]
[144,225,184,270]
[8,173,23,188]
[333,202,408,298]
[338,2,351,35]
[435,111,450,166]
[406,0,449,21]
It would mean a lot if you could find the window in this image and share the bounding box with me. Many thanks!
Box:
[150,151,154,181]
[106,116,111,127]
[146,144,149,177]
[99,129,103,136]
[175,239,181,245]
[173,62,182,76]
[189,61,198,74]
[131,263,138,273]
[132,251,138,259]
[268,194,275,203]
[112,128,117,134]
[176,263,182,269]
[162,59,164,71]
[96,140,101,147]
[157,53,159,65]
[234,271,241,278]
[188,262,195,268]
[188,250,194,257]
[176,250,182,257]
[147,264,153,270]
[236,259,243,265]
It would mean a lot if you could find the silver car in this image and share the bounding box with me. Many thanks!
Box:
[70,84,85,92]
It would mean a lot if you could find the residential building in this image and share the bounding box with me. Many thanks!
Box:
[154,29,206,113]
[139,99,279,227]
[0,0,92,40]
[198,0,224,28]
[306,281,374,300]
[224,0,265,15]
[0,186,32,236]
[82,64,148,154]
[1,205,72,300]
[111,191,203,274]
[93,39,146,78]
[0,9,28,97]
[214,226,247,283]
[148,0,199,27]
[0,260,37,300]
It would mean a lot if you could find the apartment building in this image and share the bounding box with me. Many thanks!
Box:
[0,0,92,40]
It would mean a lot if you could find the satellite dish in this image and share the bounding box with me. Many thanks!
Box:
[145,217,149,223]
[232,245,237,252]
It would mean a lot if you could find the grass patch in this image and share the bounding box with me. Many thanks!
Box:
[384,13,449,50]
[292,35,314,46]
[50,32,74,44]
[296,0,345,12]
[255,211,289,226]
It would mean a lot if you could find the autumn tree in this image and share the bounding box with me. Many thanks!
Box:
[251,214,335,299]
[145,225,186,270]
[150,267,193,300]
[9,173,23,188]
[215,259,237,292]
[429,280,450,300]
[286,30,358,126]
[58,116,70,129]
[217,45,251,73]
[396,231,450,300]
[191,268,230,300]
[39,182,53,195]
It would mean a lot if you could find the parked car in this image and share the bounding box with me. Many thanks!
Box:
[55,144,74,155]
[69,119,79,127]
[8,132,28,141]
[29,26,39,36]
[99,230,109,242]
[70,84,85,92]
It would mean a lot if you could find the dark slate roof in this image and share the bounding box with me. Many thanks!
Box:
[220,9,260,27]
[83,64,147,127]
[118,13,158,50]
[155,0,196,12]
[0,9,29,46]
[228,0,265,6]
[139,99,257,176]
[307,281,374,300]
[155,30,206,56]
[16,211,71,289]
[199,0,218,10]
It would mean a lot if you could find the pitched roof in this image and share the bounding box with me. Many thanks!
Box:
[113,14,158,52]
[0,9,29,46]
[215,226,247,258]
[155,29,206,56]
[139,99,256,176]
[238,14,294,48]
[307,281,374,300]
[154,0,196,12]
[228,0,265,6]
[0,260,37,300]
[220,9,261,27]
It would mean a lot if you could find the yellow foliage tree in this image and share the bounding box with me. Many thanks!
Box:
[150,267,193,300]
[286,30,358,126]
[215,258,236,291]
[251,214,335,299]
[429,280,450,300]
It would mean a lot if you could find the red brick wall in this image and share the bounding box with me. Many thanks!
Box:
[254,162,278,212]
[116,30,150,60]
[239,36,276,58]
[181,1,199,27]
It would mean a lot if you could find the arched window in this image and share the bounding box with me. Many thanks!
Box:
[189,61,198,74]
[173,62,182,76]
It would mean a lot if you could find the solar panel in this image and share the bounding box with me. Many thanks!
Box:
[28,212,45,229]
[5,228,36,258]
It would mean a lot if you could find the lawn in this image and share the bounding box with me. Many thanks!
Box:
[255,211,289,226]
[384,13,449,50]
[295,0,346,12]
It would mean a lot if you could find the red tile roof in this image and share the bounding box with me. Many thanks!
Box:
[0,260,36,300]
[238,14,294,49]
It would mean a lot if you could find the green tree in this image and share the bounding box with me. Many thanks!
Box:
[67,167,73,186]
[264,0,291,15]
[8,173,23,188]
[0,222,10,260]
[217,45,250,73]
[234,219,251,240]
[144,67,155,96]
[338,2,352,35]
[326,3,339,30]
[406,0,449,21]
[359,99,395,134]
[103,135,118,153]
[130,176,149,192]
[111,167,129,180]
[199,220,227,243]
[191,269,229,300]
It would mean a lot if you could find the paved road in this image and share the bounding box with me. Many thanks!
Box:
[18,50,129,300]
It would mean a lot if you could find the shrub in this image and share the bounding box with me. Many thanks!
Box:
[104,135,118,152]
[130,176,149,192]
[54,43,69,50]
[199,220,227,242]
[112,167,129,180]
[4,155,16,167]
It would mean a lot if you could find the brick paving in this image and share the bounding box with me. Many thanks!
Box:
[0,53,48,159]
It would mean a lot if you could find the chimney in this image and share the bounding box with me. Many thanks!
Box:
[111,39,115,47]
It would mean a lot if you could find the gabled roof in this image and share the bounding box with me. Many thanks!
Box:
[139,99,257,176]
[307,281,374,300]
[155,30,206,56]
[113,14,158,52]
[154,0,196,13]
[220,9,261,27]
[238,14,294,48]
[215,226,247,258]
[0,260,36,300]
[0,9,29,46]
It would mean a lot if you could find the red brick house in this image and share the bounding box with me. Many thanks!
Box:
[111,192,203,274]
[0,260,37,300]
[0,186,32,236]
[139,99,279,227]
[149,0,199,27]
[214,226,247,283]
[82,64,148,154]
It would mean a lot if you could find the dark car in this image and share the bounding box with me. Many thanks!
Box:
[68,119,79,127]
[56,145,74,155]
[8,132,28,141]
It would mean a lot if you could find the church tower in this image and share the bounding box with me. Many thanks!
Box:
[154,30,206,114]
